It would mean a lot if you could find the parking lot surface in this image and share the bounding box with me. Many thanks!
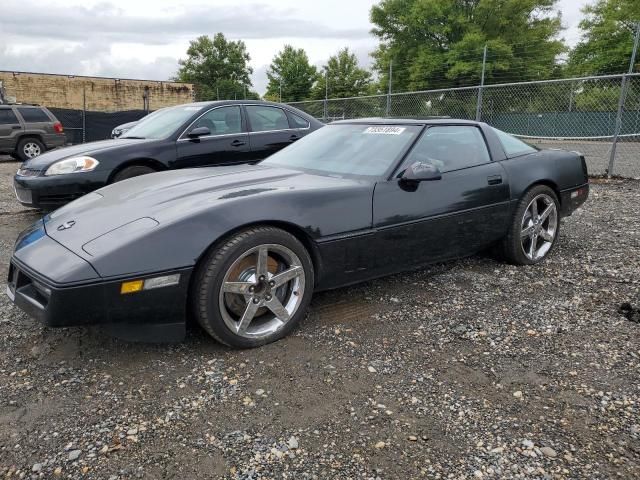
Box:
[0,155,639,479]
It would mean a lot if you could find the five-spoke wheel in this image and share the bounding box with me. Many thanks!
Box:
[520,193,558,261]
[193,227,313,348]
[501,185,560,265]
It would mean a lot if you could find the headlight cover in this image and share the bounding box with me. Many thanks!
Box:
[44,156,99,176]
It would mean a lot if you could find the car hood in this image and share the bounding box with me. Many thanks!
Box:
[20,138,157,169]
[44,163,363,258]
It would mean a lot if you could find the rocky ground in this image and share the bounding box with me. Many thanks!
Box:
[0,155,639,479]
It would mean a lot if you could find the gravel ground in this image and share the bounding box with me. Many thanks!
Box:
[0,156,639,479]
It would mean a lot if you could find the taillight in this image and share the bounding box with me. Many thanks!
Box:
[53,122,64,134]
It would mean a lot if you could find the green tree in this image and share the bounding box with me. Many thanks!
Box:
[370,0,565,92]
[568,0,640,76]
[312,48,372,99]
[265,45,317,102]
[176,34,254,101]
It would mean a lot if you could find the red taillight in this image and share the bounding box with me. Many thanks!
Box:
[53,122,64,134]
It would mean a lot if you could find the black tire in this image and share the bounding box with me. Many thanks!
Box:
[112,165,156,183]
[192,226,314,348]
[9,153,20,161]
[500,185,560,265]
[16,137,45,161]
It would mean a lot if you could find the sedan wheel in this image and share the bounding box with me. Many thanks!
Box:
[500,185,560,265]
[193,227,314,348]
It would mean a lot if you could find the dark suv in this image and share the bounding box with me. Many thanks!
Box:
[0,105,66,161]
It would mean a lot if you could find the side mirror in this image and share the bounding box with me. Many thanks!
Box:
[188,126,211,138]
[401,161,442,183]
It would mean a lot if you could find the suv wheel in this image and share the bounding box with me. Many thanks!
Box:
[16,138,45,161]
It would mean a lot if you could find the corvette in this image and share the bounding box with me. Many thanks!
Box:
[7,119,589,347]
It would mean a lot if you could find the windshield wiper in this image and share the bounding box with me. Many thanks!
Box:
[121,136,146,139]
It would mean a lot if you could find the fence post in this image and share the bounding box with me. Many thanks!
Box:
[386,60,393,117]
[475,44,487,121]
[608,22,640,177]
[82,83,86,144]
[323,70,329,121]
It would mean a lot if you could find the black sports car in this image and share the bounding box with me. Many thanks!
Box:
[13,100,322,210]
[7,119,589,347]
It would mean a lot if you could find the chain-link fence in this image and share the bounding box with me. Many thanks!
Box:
[289,73,640,178]
[48,108,150,144]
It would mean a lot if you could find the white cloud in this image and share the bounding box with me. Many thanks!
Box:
[0,0,587,95]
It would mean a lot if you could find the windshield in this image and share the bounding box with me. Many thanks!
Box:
[263,124,422,177]
[122,105,201,140]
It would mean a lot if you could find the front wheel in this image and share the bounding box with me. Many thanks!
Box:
[500,185,560,265]
[192,227,314,348]
[112,165,156,183]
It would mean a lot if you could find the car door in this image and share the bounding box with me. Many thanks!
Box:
[175,105,251,168]
[0,108,23,152]
[245,105,299,161]
[372,125,511,272]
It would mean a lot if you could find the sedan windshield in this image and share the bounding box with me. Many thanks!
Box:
[263,124,422,177]
[121,105,201,140]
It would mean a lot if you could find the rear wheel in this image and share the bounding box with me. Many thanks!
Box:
[500,185,560,265]
[112,165,156,183]
[16,138,45,161]
[193,226,314,348]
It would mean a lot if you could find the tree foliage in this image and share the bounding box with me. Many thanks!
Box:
[176,34,256,101]
[265,45,317,102]
[370,0,565,92]
[568,0,640,76]
[312,48,372,99]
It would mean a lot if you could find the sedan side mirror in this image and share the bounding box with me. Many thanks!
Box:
[188,126,211,138]
[401,162,442,183]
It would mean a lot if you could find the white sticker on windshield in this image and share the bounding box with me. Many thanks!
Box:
[364,126,406,135]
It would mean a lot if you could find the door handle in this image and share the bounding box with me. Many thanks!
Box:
[289,134,300,141]
[11,126,21,130]
[487,175,503,185]
[230,139,246,147]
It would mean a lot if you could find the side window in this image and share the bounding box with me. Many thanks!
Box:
[246,106,290,132]
[16,107,50,123]
[190,106,243,136]
[287,111,310,129]
[0,109,19,125]
[492,127,537,157]
[404,126,491,173]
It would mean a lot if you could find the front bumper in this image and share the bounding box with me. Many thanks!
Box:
[7,257,192,342]
[13,170,110,209]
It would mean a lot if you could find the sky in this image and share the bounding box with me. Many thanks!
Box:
[0,0,592,95]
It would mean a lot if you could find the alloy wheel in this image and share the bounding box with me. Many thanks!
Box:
[218,243,306,339]
[520,193,558,261]
[23,142,41,158]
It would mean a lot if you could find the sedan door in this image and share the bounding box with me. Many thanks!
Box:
[0,108,23,152]
[175,105,251,168]
[372,125,511,273]
[245,105,299,161]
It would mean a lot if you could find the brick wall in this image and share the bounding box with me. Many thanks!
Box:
[0,71,194,112]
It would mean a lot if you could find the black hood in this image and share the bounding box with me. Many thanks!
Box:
[21,138,157,170]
